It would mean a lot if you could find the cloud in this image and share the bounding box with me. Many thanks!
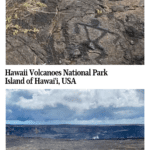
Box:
[6,109,12,113]
[69,117,144,125]
[6,89,144,124]
[12,89,144,112]
[6,89,19,99]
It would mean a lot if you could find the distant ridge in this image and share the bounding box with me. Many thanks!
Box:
[6,124,144,140]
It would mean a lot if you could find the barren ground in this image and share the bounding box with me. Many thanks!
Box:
[6,135,144,150]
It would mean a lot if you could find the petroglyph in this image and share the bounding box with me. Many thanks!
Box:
[6,0,144,65]
[73,19,120,63]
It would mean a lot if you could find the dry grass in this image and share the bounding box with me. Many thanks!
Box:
[6,0,47,35]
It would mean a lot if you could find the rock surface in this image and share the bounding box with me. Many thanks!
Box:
[6,0,144,65]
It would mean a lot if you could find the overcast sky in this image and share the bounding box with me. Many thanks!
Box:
[6,89,144,125]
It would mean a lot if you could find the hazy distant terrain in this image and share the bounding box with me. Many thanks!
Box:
[6,124,144,140]
[6,0,144,65]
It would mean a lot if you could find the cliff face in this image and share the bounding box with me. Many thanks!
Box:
[6,0,144,65]
[6,124,144,140]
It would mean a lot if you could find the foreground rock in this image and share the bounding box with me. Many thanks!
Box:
[6,0,144,65]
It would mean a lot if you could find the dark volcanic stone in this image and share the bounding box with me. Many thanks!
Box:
[6,0,144,65]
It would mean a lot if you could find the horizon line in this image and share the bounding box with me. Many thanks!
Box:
[6,123,144,126]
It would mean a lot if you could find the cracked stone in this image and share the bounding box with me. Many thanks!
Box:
[6,0,144,65]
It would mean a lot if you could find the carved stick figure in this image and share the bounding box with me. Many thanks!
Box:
[74,19,120,63]
[75,19,119,51]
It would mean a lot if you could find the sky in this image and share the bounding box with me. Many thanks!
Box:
[6,89,144,125]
